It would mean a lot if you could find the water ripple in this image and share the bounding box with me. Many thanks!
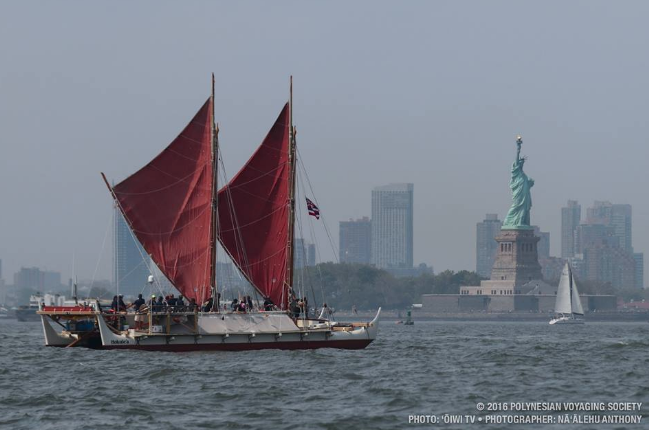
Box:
[1,319,648,429]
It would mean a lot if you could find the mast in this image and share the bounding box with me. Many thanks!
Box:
[568,264,572,315]
[286,76,297,310]
[209,73,219,310]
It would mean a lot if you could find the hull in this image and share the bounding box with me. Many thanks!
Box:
[42,308,381,352]
[16,309,40,322]
[549,315,585,325]
[102,339,373,351]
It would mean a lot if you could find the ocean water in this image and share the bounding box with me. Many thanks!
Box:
[0,318,647,430]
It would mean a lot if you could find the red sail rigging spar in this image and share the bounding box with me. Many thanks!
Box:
[104,99,215,303]
[217,103,291,309]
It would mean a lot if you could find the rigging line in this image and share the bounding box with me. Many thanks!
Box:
[153,247,211,269]
[296,157,327,306]
[219,184,289,205]
[148,158,211,183]
[295,170,319,311]
[113,198,167,297]
[296,147,339,262]
[234,247,286,268]
[89,209,113,293]
[128,204,211,235]
[217,205,286,233]
[217,155,260,297]
[173,131,211,147]
[115,258,148,286]
[224,162,289,189]
[230,159,289,177]
[303,178,326,308]
[114,161,210,195]
[164,145,202,163]
[219,156,253,276]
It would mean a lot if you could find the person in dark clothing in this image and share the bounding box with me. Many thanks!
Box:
[148,295,157,311]
[168,294,177,311]
[263,297,275,311]
[156,296,165,312]
[301,296,308,318]
[110,296,118,312]
[188,297,197,312]
[202,297,214,312]
[230,299,239,311]
[246,295,253,312]
[290,297,300,319]
[131,294,146,330]
[131,294,145,311]
[176,295,185,311]
[118,295,127,312]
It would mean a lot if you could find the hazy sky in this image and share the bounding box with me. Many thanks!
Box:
[1,1,648,286]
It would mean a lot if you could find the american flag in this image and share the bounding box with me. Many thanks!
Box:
[306,198,320,219]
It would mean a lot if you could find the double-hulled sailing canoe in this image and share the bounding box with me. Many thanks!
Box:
[39,77,380,350]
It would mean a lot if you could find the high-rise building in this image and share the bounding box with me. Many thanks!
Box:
[294,238,316,269]
[582,245,635,289]
[476,214,502,278]
[307,243,316,267]
[574,215,636,289]
[587,201,632,253]
[14,267,42,289]
[533,226,550,260]
[339,217,371,264]
[634,253,644,289]
[114,207,152,297]
[371,184,414,269]
[13,267,61,290]
[561,200,581,258]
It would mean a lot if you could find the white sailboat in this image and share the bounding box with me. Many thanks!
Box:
[549,263,585,325]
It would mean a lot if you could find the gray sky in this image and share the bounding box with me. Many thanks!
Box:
[1,1,648,285]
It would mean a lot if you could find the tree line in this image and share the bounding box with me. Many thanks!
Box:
[296,263,483,310]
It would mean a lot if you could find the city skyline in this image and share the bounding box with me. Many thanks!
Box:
[2,194,647,289]
[2,2,649,285]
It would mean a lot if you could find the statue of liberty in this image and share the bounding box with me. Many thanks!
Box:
[503,136,534,229]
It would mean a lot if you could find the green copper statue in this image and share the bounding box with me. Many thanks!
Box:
[503,136,534,229]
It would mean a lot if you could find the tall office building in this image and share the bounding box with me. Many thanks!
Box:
[371,184,414,269]
[13,267,61,290]
[634,253,644,289]
[574,217,636,289]
[14,267,44,289]
[294,238,316,269]
[114,207,152,297]
[339,217,372,264]
[561,200,581,258]
[476,214,502,278]
[307,243,316,267]
[587,201,632,253]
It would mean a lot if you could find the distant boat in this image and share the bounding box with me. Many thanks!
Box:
[15,294,43,322]
[404,310,414,325]
[549,263,584,325]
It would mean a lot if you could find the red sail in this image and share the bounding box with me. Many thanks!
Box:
[218,103,291,308]
[109,99,214,303]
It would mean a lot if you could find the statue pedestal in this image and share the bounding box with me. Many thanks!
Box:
[489,229,542,288]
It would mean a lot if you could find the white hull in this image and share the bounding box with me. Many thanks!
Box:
[549,315,585,325]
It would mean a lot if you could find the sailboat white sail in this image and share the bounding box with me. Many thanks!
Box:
[549,262,584,325]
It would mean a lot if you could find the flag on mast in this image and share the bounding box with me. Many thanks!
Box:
[306,198,320,219]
